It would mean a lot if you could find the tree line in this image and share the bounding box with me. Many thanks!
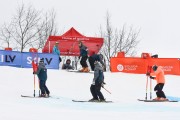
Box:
[0,4,140,70]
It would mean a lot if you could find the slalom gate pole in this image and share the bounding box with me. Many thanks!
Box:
[149,66,152,100]
[145,76,148,100]
[33,74,36,97]
[32,53,36,97]
[35,52,40,96]
[32,60,36,97]
[32,56,36,97]
[145,65,150,100]
[150,78,152,99]
[102,86,111,94]
[30,48,38,97]
[38,79,41,96]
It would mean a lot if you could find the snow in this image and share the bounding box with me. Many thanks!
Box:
[1,66,180,120]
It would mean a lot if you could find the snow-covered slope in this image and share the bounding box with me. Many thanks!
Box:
[0,66,180,120]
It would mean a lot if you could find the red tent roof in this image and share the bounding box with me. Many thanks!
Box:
[61,27,85,37]
[42,27,104,56]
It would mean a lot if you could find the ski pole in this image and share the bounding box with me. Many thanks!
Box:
[102,86,111,94]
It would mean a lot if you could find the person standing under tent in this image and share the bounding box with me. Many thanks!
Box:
[146,65,167,101]
[52,42,61,63]
[33,58,50,97]
[89,61,105,102]
[78,41,90,72]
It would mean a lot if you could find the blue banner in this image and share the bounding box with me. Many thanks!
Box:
[0,50,59,69]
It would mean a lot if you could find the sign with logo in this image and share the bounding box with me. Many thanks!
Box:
[0,50,59,69]
[110,57,180,75]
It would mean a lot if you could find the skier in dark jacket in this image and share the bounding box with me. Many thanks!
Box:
[89,61,105,102]
[88,52,105,71]
[78,41,90,72]
[34,58,50,97]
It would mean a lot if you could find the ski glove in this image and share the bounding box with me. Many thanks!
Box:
[150,76,156,79]
[101,82,106,88]
[146,72,150,76]
[33,71,37,74]
[101,83,104,88]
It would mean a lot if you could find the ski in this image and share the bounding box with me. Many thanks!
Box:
[67,70,94,74]
[21,95,60,99]
[137,99,146,101]
[21,95,48,98]
[138,99,178,102]
[72,100,113,103]
[144,100,178,102]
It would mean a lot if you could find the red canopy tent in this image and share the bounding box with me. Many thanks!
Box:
[42,27,104,56]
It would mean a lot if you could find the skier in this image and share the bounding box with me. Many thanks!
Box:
[146,65,167,101]
[62,59,73,70]
[89,61,105,102]
[53,42,61,63]
[88,51,105,71]
[78,41,90,72]
[33,58,50,97]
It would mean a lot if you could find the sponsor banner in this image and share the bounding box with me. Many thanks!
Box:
[0,50,59,69]
[0,50,22,67]
[148,58,180,75]
[111,57,147,74]
[110,57,180,75]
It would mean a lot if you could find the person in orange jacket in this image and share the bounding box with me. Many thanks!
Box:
[146,65,167,101]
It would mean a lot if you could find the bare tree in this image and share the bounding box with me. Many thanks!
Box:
[10,4,43,52]
[35,9,59,50]
[99,12,140,70]
[112,25,140,56]
[0,3,59,52]
[0,23,13,48]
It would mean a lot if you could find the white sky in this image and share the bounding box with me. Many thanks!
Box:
[1,0,180,57]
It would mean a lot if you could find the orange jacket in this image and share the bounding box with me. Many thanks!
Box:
[150,66,165,84]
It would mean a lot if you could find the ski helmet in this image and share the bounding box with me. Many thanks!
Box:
[152,65,158,71]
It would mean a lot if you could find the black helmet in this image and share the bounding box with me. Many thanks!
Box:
[152,65,158,71]
[39,58,44,63]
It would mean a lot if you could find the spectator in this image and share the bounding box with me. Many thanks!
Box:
[62,59,73,70]
[52,42,61,63]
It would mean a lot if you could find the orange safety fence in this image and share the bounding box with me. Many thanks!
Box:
[110,54,180,75]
